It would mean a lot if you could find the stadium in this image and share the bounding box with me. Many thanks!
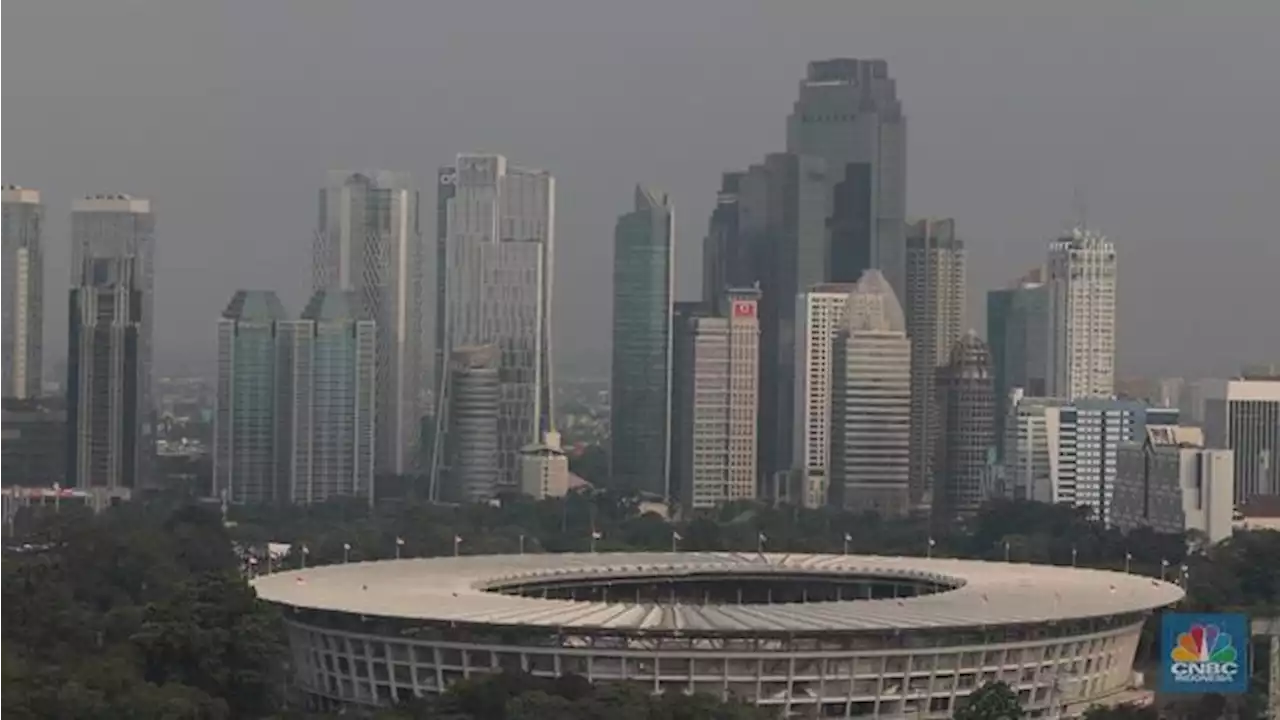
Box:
[253,552,1184,718]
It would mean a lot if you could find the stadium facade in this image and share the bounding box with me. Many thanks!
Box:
[253,553,1182,718]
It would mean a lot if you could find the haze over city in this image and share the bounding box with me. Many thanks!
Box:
[5,0,1278,378]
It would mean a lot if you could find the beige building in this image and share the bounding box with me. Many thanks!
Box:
[792,283,859,508]
[520,430,570,499]
[904,219,965,509]
[672,289,760,511]
[831,271,913,516]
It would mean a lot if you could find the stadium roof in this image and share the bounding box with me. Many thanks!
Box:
[253,552,1182,634]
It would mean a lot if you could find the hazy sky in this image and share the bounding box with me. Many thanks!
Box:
[5,0,1278,379]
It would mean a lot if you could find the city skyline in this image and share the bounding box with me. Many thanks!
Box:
[6,1,1278,380]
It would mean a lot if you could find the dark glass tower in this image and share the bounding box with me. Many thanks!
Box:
[609,186,675,499]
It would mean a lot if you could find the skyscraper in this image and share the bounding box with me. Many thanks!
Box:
[793,283,859,508]
[1046,228,1117,399]
[787,58,907,297]
[3,186,43,400]
[672,288,760,510]
[830,270,912,516]
[935,331,996,518]
[67,195,155,491]
[609,186,674,498]
[214,291,288,505]
[314,171,422,476]
[904,218,965,507]
[737,153,830,490]
[701,172,751,308]
[987,268,1050,453]
[433,154,555,498]
[279,290,376,505]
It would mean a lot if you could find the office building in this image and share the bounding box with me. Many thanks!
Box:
[1002,392,1177,523]
[279,291,376,505]
[1113,425,1234,544]
[737,153,830,489]
[214,291,288,505]
[672,289,760,511]
[2,186,43,399]
[314,171,422,476]
[2,397,65,487]
[1199,378,1280,501]
[936,331,997,518]
[987,268,1049,453]
[792,283,858,508]
[610,186,674,498]
[904,218,966,506]
[701,172,752,309]
[440,345,501,503]
[787,58,907,297]
[520,430,570,500]
[830,270,912,516]
[67,194,155,491]
[1046,228,1116,399]
[434,154,555,496]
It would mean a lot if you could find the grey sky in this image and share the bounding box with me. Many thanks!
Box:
[5,0,1278,379]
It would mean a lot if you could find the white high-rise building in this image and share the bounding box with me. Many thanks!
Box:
[433,154,555,499]
[314,171,422,476]
[793,283,858,508]
[1198,378,1280,501]
[521,430,570,500]
[830,270,912,516]
[1046,228,1116,399]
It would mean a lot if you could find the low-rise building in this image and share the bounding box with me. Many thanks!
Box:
[1113,425,1234,544]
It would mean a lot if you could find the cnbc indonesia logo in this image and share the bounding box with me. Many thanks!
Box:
[1169,623,1240,684]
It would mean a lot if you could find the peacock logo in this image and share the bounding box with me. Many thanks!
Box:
[1169,623,1240,684]
[1171,624,1237,664]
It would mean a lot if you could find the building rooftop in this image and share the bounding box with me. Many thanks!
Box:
[254,552,1182,634]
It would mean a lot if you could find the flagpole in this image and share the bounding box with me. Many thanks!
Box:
[1124,552,1132,574]
[395,542,401,560]
[1071,546,1078,567]
[343,544,350,564]
[1004,541,1011,563]
[842,534,849,556]
[454,535,461,557]
[519,534,526,555]
[927,537,935,559]
[671,532,679,554]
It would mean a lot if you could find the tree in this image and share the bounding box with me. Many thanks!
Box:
[953,681,1025,720]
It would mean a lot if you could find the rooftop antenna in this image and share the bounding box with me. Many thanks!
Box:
[1071,183,1088,233]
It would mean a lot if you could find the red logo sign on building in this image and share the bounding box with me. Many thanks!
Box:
[732,301,756,319]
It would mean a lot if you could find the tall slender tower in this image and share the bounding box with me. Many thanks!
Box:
[787,58,907,297]
[935,331,996,519]
[793,282,859,508]
[830,270,912,516]
[433,154,555,498]
[986,268,1049,453]
[214,291,289,505]
[609,186,674,499]
[67,194,155,491]
[1046,228,1117,399]
[279,290,377,505]
[2,186,44,399]
[904,219,966,508]
[314,171,421,476]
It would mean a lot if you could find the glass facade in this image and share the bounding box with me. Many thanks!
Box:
[609,186,674,498]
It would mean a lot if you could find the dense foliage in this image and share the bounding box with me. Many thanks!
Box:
[3,502,283,719]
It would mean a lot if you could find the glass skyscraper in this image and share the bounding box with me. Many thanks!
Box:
[67,194,155,491]
[215,290,289,505]
[787,58,907,299]
[279,291,377,505]
[609,186,674,499]
[432,154,555,499]
[2,186,43,399]
[314,171,422,476]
